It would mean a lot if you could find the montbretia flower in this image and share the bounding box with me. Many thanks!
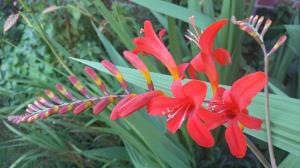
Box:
[189,18,231,95]
[123,51,154,90]
[100,59,163,120]
[147,80,214,147]
[110,90,163,120]
[204,72,267,158]
[133,20,181,80]
[101,60,130,94]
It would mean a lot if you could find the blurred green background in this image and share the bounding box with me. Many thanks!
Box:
[1,0,300,167]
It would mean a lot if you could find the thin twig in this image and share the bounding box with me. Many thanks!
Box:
[246,137,271,168]
[260,43,277,168]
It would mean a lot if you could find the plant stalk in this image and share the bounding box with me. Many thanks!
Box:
[247,137,271,168]
[261,44,277,168]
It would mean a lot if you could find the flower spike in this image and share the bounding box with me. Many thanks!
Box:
[261,19,272,37]
[68,75,91,98]
[74,100,93,115]
[84,66,109,95]
[8,58,160,124]
[44,89,63,104]
[268,35,287,57]
[111,91,163,120]
[101,60,130,94]
[123,51,154,90]
[231,15,276,44]
[93,97,112,115]
[37,96,54,107]
[56,84,77,101]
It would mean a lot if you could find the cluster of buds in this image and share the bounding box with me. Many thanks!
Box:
[7,51,159,124]
[231,15,286,57]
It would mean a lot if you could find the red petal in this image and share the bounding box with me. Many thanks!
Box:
[182,80,207,109]
[101,60,129,93]
[198,109,227,130]
[204,56,219,95]
[222,89,236,109]
[159,28,166,41]
[93,99,110,115]
[210,87,225,103]
[212,48,232,66]
[206,116,227,130]
[144,20,157,38]
[191,53,205,73]
[199,19,228,55]
[187,112,215,147]
[166,107,188,133]
[110,94,134,120]
[225,120,247,158]
[147,96,179,116]
[123,51,149,73]
[178,63,189,79]
[133,20,179,80]
[74,101,92,115]
[170,80,185,98]
[191,53,219,95]
[123,51,153,90]
[238,113,262,130]
[111,91,162,120]
[230,72,267,110]
[187,65,197,79]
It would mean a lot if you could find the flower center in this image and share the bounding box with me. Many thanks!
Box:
[163,100,193,121]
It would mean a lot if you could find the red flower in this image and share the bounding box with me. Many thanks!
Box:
[123,51,154,90]
[110,90,163,120]
[190,19,231,95]
[147,80,214,147]
[133,20,181,80]
[204,72,267,158]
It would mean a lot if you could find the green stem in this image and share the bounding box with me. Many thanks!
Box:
[261,44,277,168]
[246,137,271,168]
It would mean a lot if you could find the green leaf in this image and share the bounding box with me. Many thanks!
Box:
[81,147,130,161]
[91,22,128,66]
[131,0,214,29]
[167,17,183,63]
[279,154,300,168]
[92,0,134,49]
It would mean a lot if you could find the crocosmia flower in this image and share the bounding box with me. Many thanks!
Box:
[189,18,231,95]
[147,80,214,147]
[133,20,181,80]
[111,91,163,120]
[204,72,267,158]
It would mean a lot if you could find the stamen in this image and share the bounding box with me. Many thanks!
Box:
[186,29,199,42]
[139,28,144,34]
[185,34,200,48]
[189,16,200,39]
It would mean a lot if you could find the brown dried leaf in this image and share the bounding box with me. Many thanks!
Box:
[42,5,59,14]
[4,13,19,33]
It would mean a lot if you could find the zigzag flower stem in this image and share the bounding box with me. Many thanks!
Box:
[232,15,287,168]
[8,51,157,124]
